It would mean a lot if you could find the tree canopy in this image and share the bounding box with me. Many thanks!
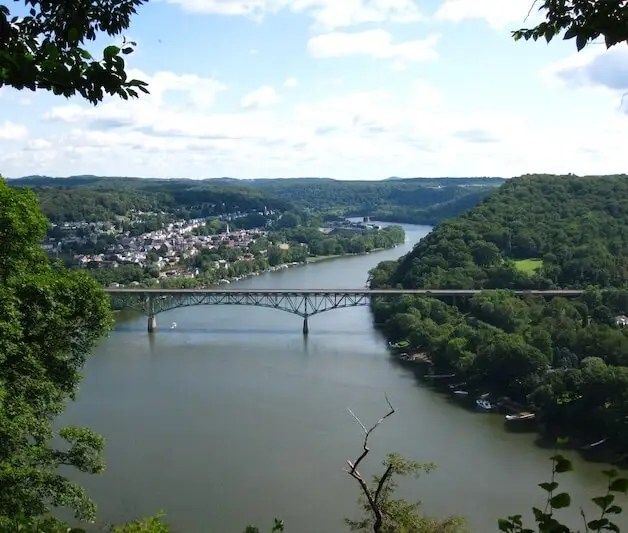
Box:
[0,0,149,103]
[0,178,113,525]
[514,0,628,51]
[369,174,628,455]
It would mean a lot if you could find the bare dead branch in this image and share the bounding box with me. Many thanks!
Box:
[524,0,540,23]
[344,393,396,533]
[374,463,394,506]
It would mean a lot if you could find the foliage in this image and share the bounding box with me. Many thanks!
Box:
[499,449,628,533]
[513,0,628,51]
[271,225,406,258]
[8,176,502,227]
[0,179,113,524]
[370,175,628,451]
[346,453,467,533]
[0,0,149,104]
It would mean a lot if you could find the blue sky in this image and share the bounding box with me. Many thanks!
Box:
[1,0,627,180]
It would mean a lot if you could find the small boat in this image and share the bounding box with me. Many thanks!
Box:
[505,412,535,421]
[582,438,608,450]
[170,322,177,329]
[453,390,469,397]
[476,399,493,410]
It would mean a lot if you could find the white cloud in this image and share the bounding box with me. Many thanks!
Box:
[542,47,628,93]
[0,121,28,141]
[307,30,439,65]
[241,85,280,109]
[165,0,422,31]
[434,0,544,29]
[6,63,628,180]
[284,78,298,87]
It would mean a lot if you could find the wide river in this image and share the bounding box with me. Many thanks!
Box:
[61,223,627,533]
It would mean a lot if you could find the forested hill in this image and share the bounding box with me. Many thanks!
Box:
[8,175,503,225]
[376,174,628,290]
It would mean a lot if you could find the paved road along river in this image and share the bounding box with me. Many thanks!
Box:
[61,223,628,532]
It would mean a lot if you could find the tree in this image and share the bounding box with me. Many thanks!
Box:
[0,0,149,104]
[0,179,113,525]
[344,396,468,533]
[514,0,628,51]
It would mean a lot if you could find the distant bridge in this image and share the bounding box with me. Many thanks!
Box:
[105,288,584,333]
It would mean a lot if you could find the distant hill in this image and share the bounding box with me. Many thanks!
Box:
[380,173,628,290]
[7,175,505,225]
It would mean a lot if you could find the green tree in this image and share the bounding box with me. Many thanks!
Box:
[514,0,628,51]
[0,180,114,525]
[0,0,149,103]
[344,396,467,533]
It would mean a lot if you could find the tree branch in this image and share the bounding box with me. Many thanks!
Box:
[344,393,395,533]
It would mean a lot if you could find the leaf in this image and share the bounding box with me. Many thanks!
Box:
[551,455,573,473]
[576,33,587,51]
[563,26,578,40]
[609,478,628,493]
[606,505,622,514]
[103,45,121,59]
[602,469,618,479]
[539,481,559,492]
[498,518,511,531]
[550,492,571,509]
[68,28,79,42]
[588,518,610,530]
[592,494,614,511]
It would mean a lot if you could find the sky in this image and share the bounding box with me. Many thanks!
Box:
[1,0,627,180]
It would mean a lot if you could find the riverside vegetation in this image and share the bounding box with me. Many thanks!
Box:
[369,174,628,456]
[3,0,628,531]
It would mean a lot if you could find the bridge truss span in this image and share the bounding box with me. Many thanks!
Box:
[108,290,374,334]
[106,288,585,334]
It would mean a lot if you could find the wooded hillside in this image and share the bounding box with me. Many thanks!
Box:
[383,174,628,290]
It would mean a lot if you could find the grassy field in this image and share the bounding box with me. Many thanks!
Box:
[514,258,543,273]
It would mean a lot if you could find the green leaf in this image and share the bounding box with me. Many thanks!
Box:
[550,455,573,473]
[609,478,628,493]
[539,481,559,492]
[550,492,571,509]
[498,518,511,531]
[563,26,578,40]
[588,518,610,530]
[592,494,614,510]
[606,505,622,514]
[576,33,587,51]
[602,469,618,479]
[103,45,121,59]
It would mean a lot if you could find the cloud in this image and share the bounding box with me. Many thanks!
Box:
[546,47,628,92]
[433,0,544,29]
[453,128,499,143]
[7,64,628,180]
[165,0,422,31]
[284,78,298,87]
[307,30,439,65]
[241,85,280,109]
[0,121,28,141]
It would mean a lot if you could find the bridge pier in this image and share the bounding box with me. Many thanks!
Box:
[148,315,157,333]
[303,317,309,336]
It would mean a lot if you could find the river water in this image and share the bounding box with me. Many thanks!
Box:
[61,223,628,533]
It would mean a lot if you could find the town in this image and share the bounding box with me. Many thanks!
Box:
[41,210,401,288]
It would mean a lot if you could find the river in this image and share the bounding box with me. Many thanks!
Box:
[60,223,628,533]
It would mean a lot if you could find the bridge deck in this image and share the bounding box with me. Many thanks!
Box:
[105,288,585,296]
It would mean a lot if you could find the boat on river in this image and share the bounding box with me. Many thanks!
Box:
[476,399,493,411]
[505,412,535,422]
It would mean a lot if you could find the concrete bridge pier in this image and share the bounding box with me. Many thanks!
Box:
[303,317,309,336]
[148,315,157,333]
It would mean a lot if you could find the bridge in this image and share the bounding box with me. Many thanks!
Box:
[105,288,585,333]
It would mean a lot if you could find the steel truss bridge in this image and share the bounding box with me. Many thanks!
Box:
[105,288,584,333]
